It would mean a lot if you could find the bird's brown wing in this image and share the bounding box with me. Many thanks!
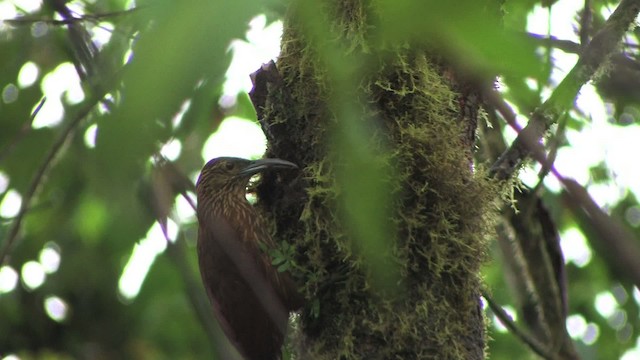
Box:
[259,249,304,311]
[197,214,288,360]
[244,213,304,312]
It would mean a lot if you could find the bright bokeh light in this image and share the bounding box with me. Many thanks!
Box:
[44,296,68,322]
[557,83,640,206]
[118,220,178,300]
[201,116,267,161]
[32,98,64,128]
[17,61,39,88]
[609,309,627,330]
[587,182,625,209]
[518,162,545,190]
[21,261,46,290]
[522,0,640,208]
[527,1,581,87]
[0,189,22,218]
[36,62,84,128]
[595,291,617,318]
[633,286,640,305]
[31,21,48,38]
[554,134,593,183]
[492,305,517,333]
[161,139,182,161]
[600,125,640,200]
[92,22,114,49]
[39,243,61,274]
[64,0,85,17]
[567,314,587,339]
[0,171,8,193]
[201,15,281,162]
[1,354,20,360]
[527,1,581,42]
[625,206,640,227]
[559,227,592,267]
[582,323,600,345]
[12,0,41,13]
[174,193,196,224]
[566,314,600,344]
[122,47,133,65]
[163,218,179,243]
[3,83,18,103]
[84,123,98,148]
[0,2,17,23]
[622,338,640,360]
[172,99,191,129]
[98,95,114,114]
[221,15,283,106]
[612,284,629,304]
[524,77,537,91]
[0,266,18,294]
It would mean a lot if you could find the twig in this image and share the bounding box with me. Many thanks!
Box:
[580,0,593,48]
[481,289,556,360]
[532,112,567,195]
[490,0,640,181]
[0,97,45,162]
[480,86,523,132]
[489,85,640,289]
[3,7,142,26]
[0,0,136,264]
[180,189,197,213]
[557,175,640,289]
[527,33,582,54]
[0,93,103,265]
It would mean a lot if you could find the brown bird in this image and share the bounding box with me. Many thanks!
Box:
[196,157,302,360]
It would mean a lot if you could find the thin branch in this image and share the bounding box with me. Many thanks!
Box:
[181,190,197,213]
[151,154,197,211]
[3,7,142,26]
[557,175,640,289]
[49,0,100,81]
[533,112,568,194]
[480,86,523,132]
[0,0,137,264]
[481,289,556,360]
[487,85,640,289]
[580,0,593,48]
[527,33,581,54]
[0,93,104,265]
[490,0,640,180]
[0,97,45,162]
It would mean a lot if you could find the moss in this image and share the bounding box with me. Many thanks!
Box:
[256,1,500,358]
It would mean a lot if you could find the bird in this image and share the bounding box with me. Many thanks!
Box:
[195,157,302,360]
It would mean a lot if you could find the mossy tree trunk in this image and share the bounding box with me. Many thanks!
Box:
[255,1,498,358]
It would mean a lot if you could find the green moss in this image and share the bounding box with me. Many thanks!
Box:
[256,1,501,358]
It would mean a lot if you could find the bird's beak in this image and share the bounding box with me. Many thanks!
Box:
[238,158,298,177]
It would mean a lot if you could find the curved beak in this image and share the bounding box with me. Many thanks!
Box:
[238,158,298,177]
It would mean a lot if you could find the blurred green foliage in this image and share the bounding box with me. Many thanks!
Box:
[0,0,639,359]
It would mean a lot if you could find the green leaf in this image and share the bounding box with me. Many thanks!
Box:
[96,0,255,184]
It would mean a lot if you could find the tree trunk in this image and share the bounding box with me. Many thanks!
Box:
[254,1,498,358]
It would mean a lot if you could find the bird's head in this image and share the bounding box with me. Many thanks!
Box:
[196,157,298,203]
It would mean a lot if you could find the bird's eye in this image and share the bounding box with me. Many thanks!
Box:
[224,162,235,171]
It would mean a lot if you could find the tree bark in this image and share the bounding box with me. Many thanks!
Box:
[254,1,498,358]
